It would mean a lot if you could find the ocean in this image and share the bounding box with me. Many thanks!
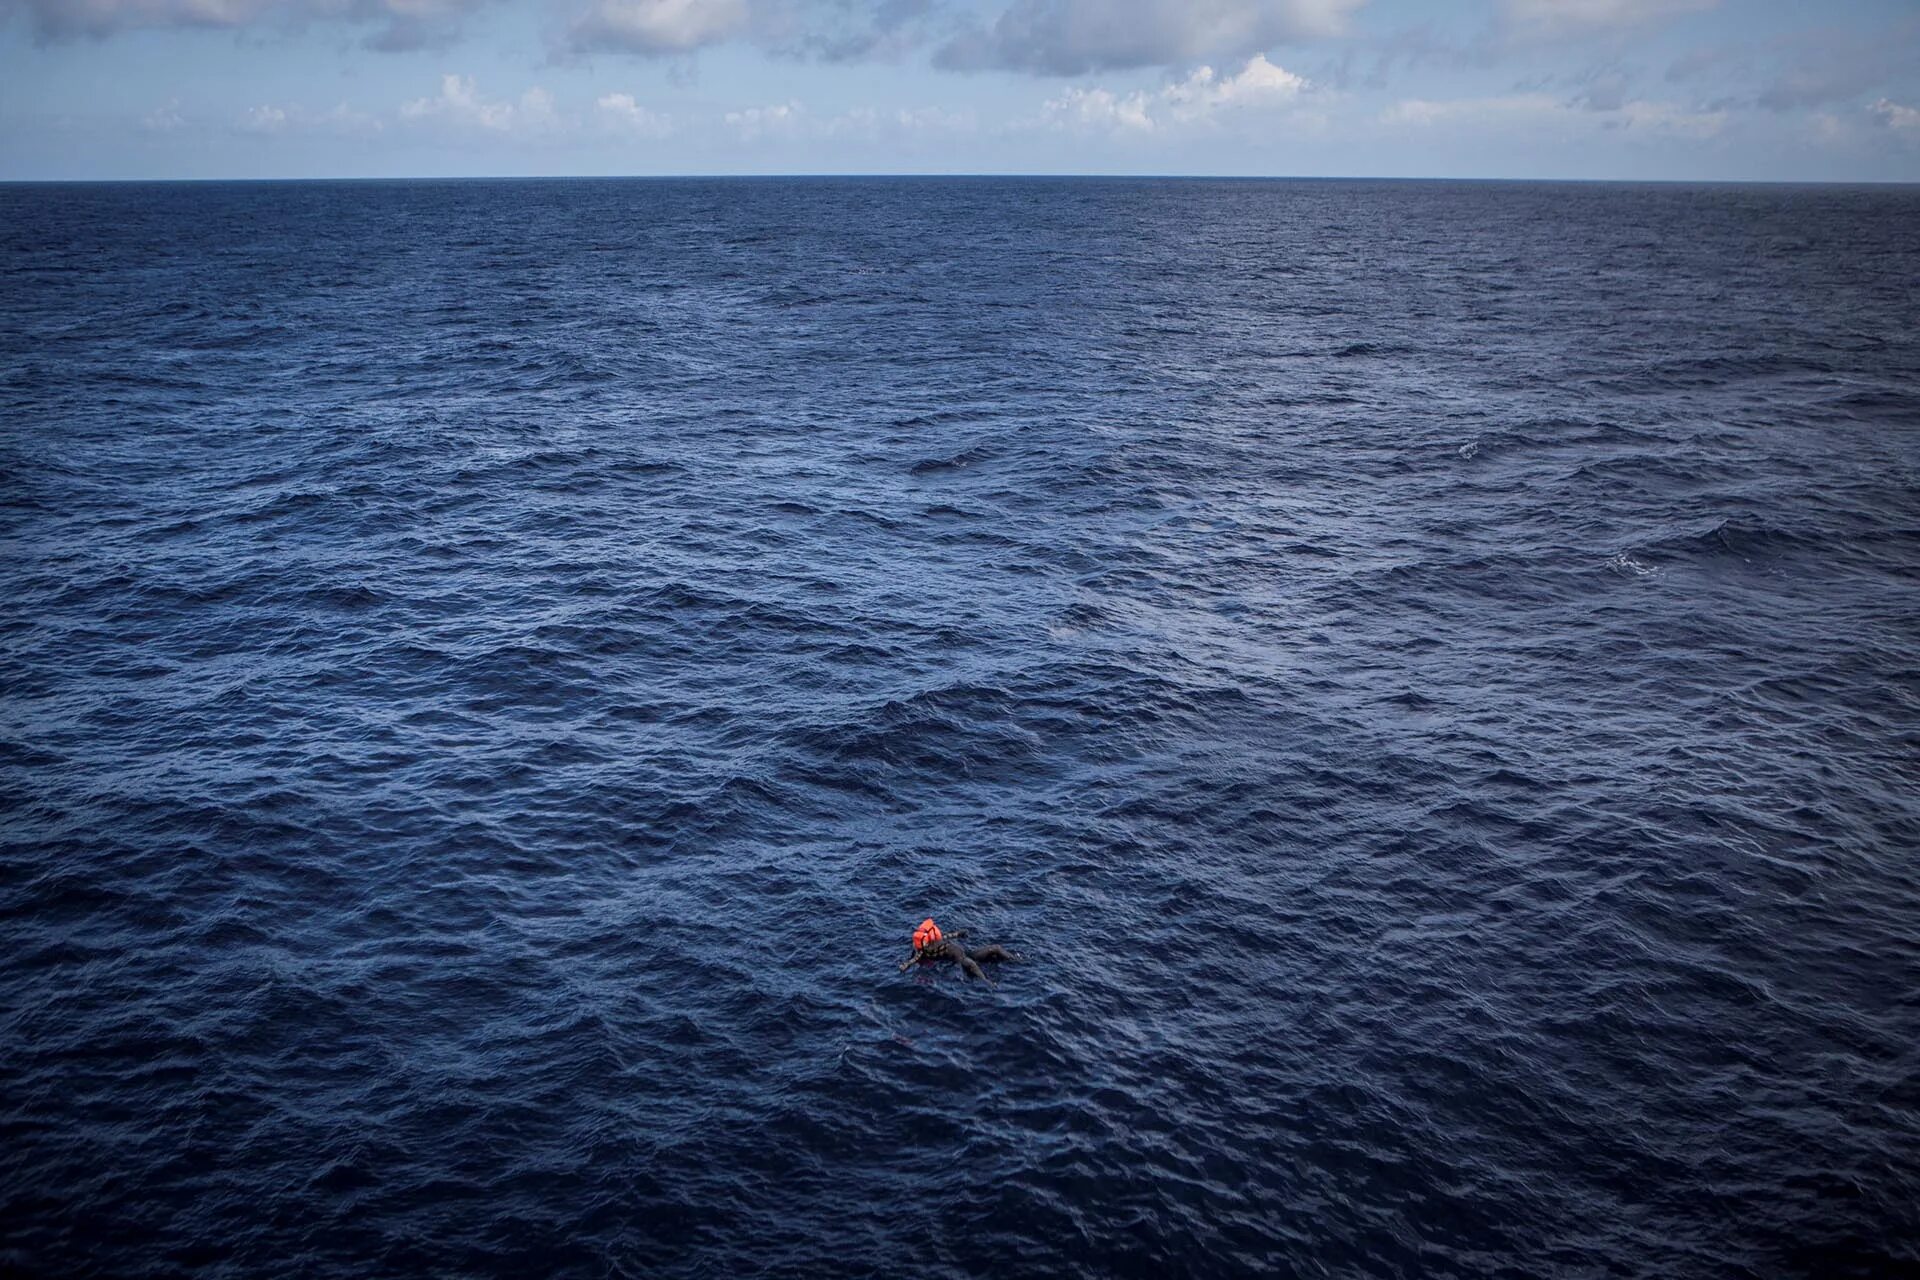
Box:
[2,177,1917,1278]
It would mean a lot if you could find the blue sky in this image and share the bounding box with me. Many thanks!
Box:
[3,0,1917,180]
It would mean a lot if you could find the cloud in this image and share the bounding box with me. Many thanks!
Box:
[1042,53,1307,133]
[4,0,493,49]
[551,0,1352,72]
[240,104,289,132]
[723,100,803,139]
[710,99,974,143]
[236,100,384,134]
[1381,92,1561,129]
[1566,69,1631,112]
[562,0,749,56]
[1811,111,1850,145]
[1346,2,1718,85]
[1663,42,1746,85]
[1163,53,1306,116]
[141,98,185,131]
[596,91,674,136]
[1382,90,1725,139]
[357,4,476,51]
[1502,0,1717,40]
[1755,23,1920,112]
[401,74,558,132]
[936,0,1357,76]
[1044,86,1156,132]
[1610,98,1725,138]
[777,0,935,62]
[1872,98,1920,134]
[11,0,265,40]
[821,104,975,137]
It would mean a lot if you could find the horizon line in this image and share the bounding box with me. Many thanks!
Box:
[5,171,1920,187]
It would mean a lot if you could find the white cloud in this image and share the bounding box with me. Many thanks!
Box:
[1044,86,1157,133]
[822,105,976,138]
[1163,52,1306,118]
[937,0,1357,76]
[141,98,185,131]
[707,100,976,143]
[316,100,384,132]
[234,100,384,135]
[401,75,557,133]
[564,0,750,56]
[240,104,288,132]
[596,92,674,137]
[1381,93,1562,128]
[1871,98,1920,134]
[1043,53,1307,133]
[724,100,803,139]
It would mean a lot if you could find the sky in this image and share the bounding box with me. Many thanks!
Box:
[2,0,1917,180]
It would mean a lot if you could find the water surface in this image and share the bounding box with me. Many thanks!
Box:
[2,177,1918,1277]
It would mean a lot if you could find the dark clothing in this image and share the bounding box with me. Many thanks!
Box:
[899,931,1019,980]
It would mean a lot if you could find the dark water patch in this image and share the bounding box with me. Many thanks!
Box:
[1,177,1918,1279]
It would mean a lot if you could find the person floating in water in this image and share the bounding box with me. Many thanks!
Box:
[899,918,1019,981]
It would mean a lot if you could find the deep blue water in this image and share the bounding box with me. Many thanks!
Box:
[2,177,1918,1278]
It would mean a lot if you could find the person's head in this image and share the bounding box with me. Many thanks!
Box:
[913,918,942,951]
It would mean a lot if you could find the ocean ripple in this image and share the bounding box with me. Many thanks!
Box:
[2,177,1918,1278]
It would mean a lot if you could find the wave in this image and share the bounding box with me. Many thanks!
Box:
[3,175,1916,1280]
[908,443,996,475]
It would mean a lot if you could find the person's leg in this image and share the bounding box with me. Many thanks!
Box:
[970,945,1019,963]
